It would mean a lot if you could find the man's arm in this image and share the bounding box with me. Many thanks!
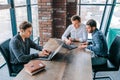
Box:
[29,38,43,51]
[10,39,39,63]
[87,34,102,53]
[62,25,71,41]
[29,38,51,56]
[62,26,72,44]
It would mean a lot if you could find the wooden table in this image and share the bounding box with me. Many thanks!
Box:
[14,39,92,80]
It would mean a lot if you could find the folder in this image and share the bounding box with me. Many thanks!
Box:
[24,60,45,75]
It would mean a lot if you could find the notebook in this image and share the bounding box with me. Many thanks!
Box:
[62,43,78,50]
[24,60,45,75]
[37,43,63,60]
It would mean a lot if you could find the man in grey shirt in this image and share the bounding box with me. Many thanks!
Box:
[79,19,108,57]
[62,15,88,44]
[9,21,50,74]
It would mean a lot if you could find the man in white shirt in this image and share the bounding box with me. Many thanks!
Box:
[62,15,88,44]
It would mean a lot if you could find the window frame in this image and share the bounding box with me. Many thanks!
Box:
[77,0,117,36]
[0,0,38,68]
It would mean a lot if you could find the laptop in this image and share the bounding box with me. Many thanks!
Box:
[37,43,63,60]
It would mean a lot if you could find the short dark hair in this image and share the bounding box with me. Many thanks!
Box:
[19,21,32,30]
[86,19,97,27]
[71,15,81,22]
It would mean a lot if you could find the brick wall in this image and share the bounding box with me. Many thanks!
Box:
[66,0,77,27]
[38,0,77,45]
[38,0,53,45]
[52,0,67,38]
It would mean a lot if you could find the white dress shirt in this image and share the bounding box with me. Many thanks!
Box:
[62,23,88,42]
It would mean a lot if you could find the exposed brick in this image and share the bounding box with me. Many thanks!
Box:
[53,8,66,11]
[39,22,52,25]
[46,3,52,6]
[41,0,52,3]
[38,0,53,45]
[53,20,65,25]
[53,3,66,7]
[53,0,66,3]
[41,17,51,20]
[41,5,52,9]
[38,0,77,44]
[38,3,46,6]
[53,13,66,17]
[41,12,52,14]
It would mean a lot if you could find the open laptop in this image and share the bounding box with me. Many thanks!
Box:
[37,43,63,61]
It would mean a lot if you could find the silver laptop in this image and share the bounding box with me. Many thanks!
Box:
[37,43,63,60]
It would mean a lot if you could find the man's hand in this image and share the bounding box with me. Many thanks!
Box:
[69,37,74,41]
[74,38,79,42]
[80,42,88,45]
[65,39,72,45]
[69,37,79,42]
[38,49,51,57]
[78,42,88,49]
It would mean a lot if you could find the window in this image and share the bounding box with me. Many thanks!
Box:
[78,0,115,38]
[109,4,120,28]
[80,5,105,39]
[81,0,113,4]
[80,6,105,29]
[117,0,120,2]
[100,6,112,33]
[0,0,8,4]
[31,0,38,4]
[0,0,39,68]
[81,0,106,4]
[14,0,39,38]
[14,0,26,6]
[78,0,109,39]
[15,7,28,31]
[0,9,12,43]
[107,3,120,48]
[31,5,39,40]
[0,9,12,67]
[0,0,10,10]
[78,0,114,29]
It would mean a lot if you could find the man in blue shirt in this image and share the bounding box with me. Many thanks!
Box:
[79,19,108,57]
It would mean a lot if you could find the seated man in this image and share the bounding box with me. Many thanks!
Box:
[9,21,50,74]
[78,19,108,58]
[62,15,88,45]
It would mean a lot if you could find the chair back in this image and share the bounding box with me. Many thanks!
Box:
[109,35,120,68]
[0,39,16,76]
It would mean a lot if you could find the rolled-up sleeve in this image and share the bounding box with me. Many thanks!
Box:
[87,34,102,55]
[29,38,43,51]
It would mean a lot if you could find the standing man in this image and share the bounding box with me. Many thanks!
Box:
[62,15,88,44]
[9,21,50,74]
[79,19,108,57]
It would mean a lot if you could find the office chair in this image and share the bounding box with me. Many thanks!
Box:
[0,39,17,77]
[92,35,120,80]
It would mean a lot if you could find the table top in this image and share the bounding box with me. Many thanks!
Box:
[14,38,92,80]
